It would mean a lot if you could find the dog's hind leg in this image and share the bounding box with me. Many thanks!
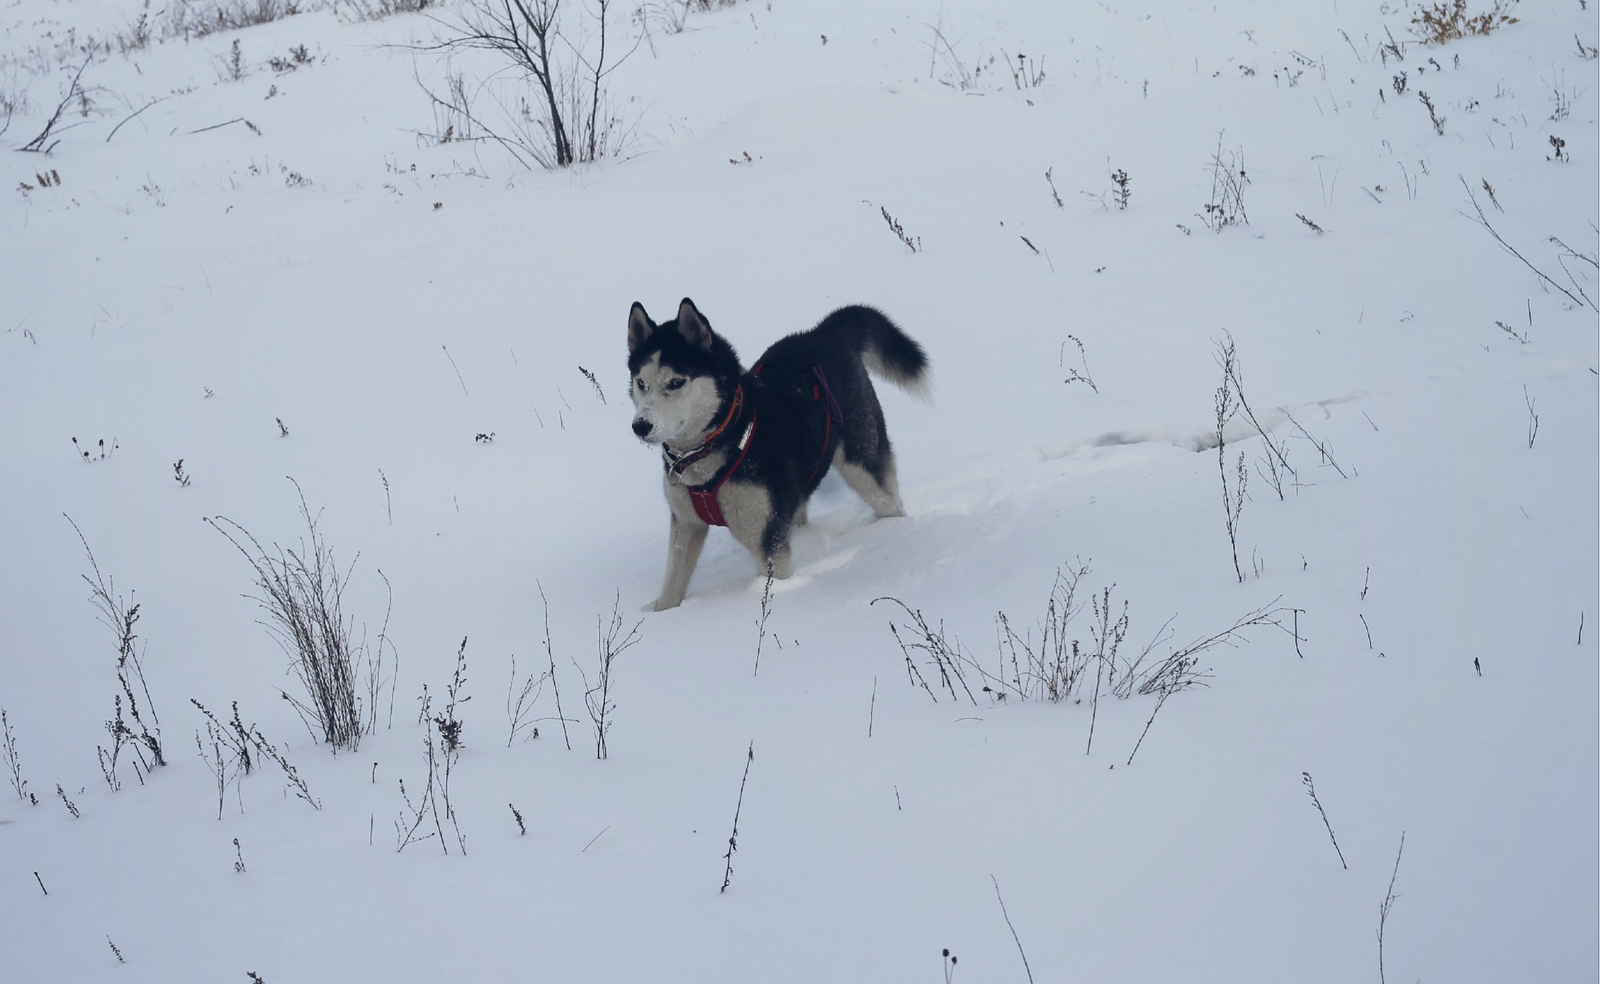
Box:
[653,513,709,611]
[834,446,906,518]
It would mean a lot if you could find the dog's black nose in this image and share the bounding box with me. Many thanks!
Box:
[632,419,653,437]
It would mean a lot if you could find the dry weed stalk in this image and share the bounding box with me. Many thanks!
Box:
[578,593,642,760]
[207,482,369,753]
[1411,0,1518,44]
[67,516,165,791]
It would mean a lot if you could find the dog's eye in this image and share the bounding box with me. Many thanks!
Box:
[635,379,646,392]
[665,378,685,392]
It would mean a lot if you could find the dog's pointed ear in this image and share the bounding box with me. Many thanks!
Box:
[627,302,655,353]
[676,298,714,351]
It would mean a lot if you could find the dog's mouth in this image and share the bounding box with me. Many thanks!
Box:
[632,419,669,445]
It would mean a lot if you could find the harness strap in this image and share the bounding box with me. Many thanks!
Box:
[687,418,756,527]
[806,366,845,484]
[674,363,844,527]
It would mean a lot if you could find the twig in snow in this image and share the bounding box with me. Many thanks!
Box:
[1060,334,1099,392]
[1457,177,1596,311]
[991,875,1035,984]
[442,345,470,396]
[106,96,169,143]
[21,56,92,153]
[720,742,754,893]
[1302,772,1348,869]
[537,581,573,751]
[753,564,774,676]
[1377,832,1405,984]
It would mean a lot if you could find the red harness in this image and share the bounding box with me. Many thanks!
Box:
[663,384,756,527]
[662,367,842,528]
[685,419,756,526]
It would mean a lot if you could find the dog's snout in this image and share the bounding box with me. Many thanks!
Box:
[632,419,653,438]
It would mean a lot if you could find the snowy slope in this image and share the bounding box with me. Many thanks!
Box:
[2,1,1596,981]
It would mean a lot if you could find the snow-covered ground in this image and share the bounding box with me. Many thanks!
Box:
[2,0,1596,980]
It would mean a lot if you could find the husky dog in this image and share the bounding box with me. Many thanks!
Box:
[628,299,929,611]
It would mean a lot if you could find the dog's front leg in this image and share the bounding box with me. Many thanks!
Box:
[653,512,709,611]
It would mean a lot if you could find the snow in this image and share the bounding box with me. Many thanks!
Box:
[1,0,1596,981]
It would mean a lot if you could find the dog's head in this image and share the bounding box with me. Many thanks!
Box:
[626,298,742,446]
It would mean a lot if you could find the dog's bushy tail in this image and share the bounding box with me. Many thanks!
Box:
[816,305,931,402]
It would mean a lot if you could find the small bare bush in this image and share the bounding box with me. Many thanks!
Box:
[67,516,166,791]
[433,637,469,752]
[875,568,1290,762]
[1411,0,1518,45]
[337,0,430,21]
[577,594,642,760]
[419,0,638,170]
[1198,133,1248,232]
[167,0,300,39]
[207,481,371,753]
[395,716,456,853]
[193,698,320,810]
[2,708,32,803]
[880,206,922,252]
[875,563,1268,707]
[640,0,741,36]
[19,57,93,154]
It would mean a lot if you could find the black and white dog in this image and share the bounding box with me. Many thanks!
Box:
[628,299,929,610]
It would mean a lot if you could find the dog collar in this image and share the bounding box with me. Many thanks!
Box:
[662,383,746,476]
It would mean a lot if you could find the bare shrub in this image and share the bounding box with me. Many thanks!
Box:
[433,637,469,752]
[1213,336,1248,583]
[19,57,93,154]
[395,716,453,853]
[1060,335,1098,392]
[639,0,742,36]
[1198,133,1249,232]
[337,0,431,21]
[2,708,32,804]
[876,563,1257,708]
[190,699,320,809]
[206,481,370,753]
[1418,90,1446,135]
[418,0,638,170]
[879,206,923,252]
[870,597,978,705]
[1457,177,1596,312]
[414,66,476,145]
[1411,0,1518,45]
[66,516,166,791]
[166,0,300,39]
[576,594,643,760]
[875,568,1290,763]
[505,652,548,746]
[195,722,240,819]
